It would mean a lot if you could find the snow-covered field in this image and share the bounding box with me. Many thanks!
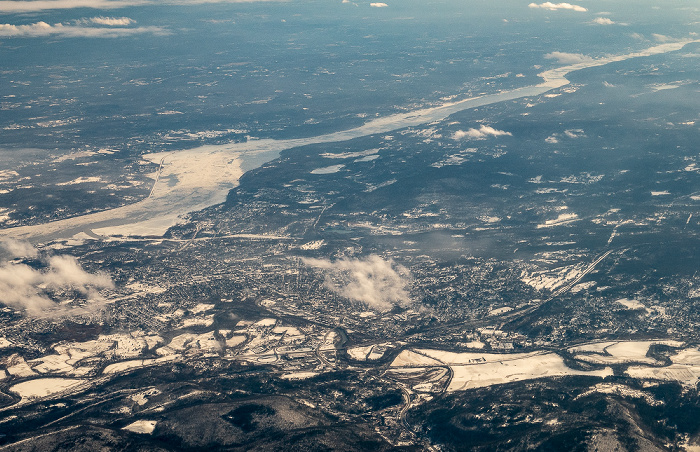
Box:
[573,340,683,366]
[10,378,84,400]
[616,298,648,311]
[626,365,700,386]
[103,355,179,375]
[390,348,612,392]
[391,350,443,367]
[624,347,700,386]
[310,164,345,175]
[280,371,319,380]
[447,353,612,391]
[348,345,374,361]
[122,420,158,434]
[417,349,537,365]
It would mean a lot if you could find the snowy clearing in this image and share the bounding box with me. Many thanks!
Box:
[10,378,84,400]
[123,420,158,434]
[310,164,345,175]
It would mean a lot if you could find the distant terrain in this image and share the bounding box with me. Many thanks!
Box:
[1,1,700,450]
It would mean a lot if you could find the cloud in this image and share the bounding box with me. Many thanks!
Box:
[370,2,387,6]
[452,125,512,140]
[0,20,167,37]
[528,2,587,12]
[303,255,411,311]
[0,0,280,13]
[1,238,38,259]
[564,128,586,138]
[88,16,134,25]
[544,51,595,64]
[652,33,674,43]
[592,17,614,25]
[0,242,113,317]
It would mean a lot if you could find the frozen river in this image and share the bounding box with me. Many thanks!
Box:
[1,40,695,244]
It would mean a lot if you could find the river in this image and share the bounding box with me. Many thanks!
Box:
[1,40,696,244]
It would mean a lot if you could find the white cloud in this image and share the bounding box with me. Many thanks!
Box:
[0,245,114,317]
[0,20,167,37]
[528,2,587,12]
[592,17,614,25]
[1,239,38,259]
[0,0,143,12]
[564,128,586,138]
[0,0,279,13]
[452,125,512,140]
[545,129,585,143]
[544,51,595,64]
[370,2,387,6]
[88,16,134,26]
[303,255,411,311]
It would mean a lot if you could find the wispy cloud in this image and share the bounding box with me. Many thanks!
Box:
[544,51,595,64]
[87,16,134,25]
[370,2,387,7]
[652,33,675,43]
[303,255,411,311]
[0,0,280,13]
[0,240,114,317]
[452,125,512,140]
[1,238,38,259]
[0,20,167,37]
[528,2,587,12]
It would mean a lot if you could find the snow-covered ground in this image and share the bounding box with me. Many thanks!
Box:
[446,353,612,391]
[536,212,579,229]
[280,371,319,380]
[348,345,373,361]
[122,420,158,434]
[10,378,84,400]
[390,348,612,391]
[616,298,647,311]
[573,340,683,366]
[311,164,345,175]
[521,263,585,292]
[575,383,662,406]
